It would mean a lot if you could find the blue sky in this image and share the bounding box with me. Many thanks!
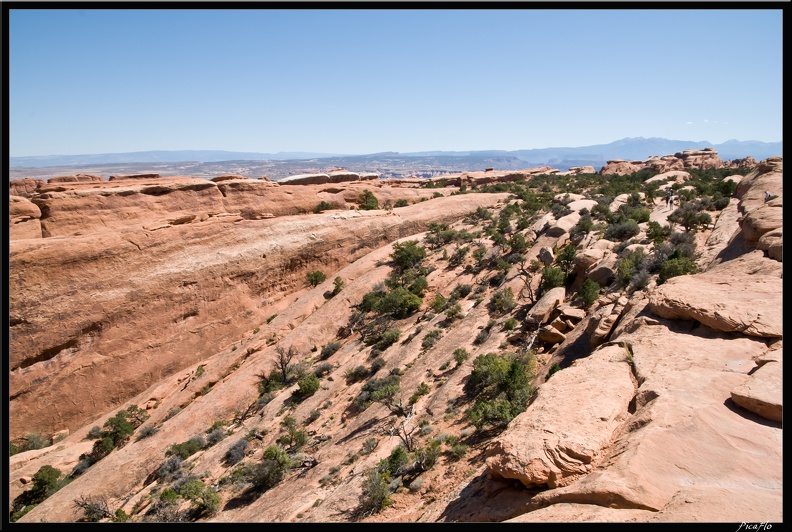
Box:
[7,8,783,157]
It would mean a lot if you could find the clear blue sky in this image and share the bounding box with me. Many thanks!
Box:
[8,7,783,157]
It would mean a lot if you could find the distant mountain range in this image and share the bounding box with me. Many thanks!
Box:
[9,137,782,169]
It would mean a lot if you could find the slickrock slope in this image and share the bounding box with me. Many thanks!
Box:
[9,155,782,524]
[9,186,510,439]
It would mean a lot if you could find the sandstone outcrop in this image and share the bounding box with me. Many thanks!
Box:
[600,148,729,176]
[9,195,42,240]
[9,177,45,198]
[486,344,634,488]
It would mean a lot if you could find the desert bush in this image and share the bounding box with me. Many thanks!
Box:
[578,279,600,308]
[488,287,516,315]
[616,248,648,288]
[206,428,227,447]
[136,425,159,441]
[306,270,327,287]
[361,437,379,454]
[546,362,562,380]
[646,221,666,244]
[315,200,333,213]
[604,219,640,241]
[314,361,334,377]
[503,317,519,331]
[555,243,577,274]
[394,199,409,208]
[667,201,712,232]
[296,373,321,399]
[658,256,698,284]
[359,190,379,210]
[358,468,393,517]
[453,348,469,366]
[320,341,342,360]
[466,352,535,431]
[539,266,566,295]
[166,435,205,460]
[421,329,442,349]
[29,465,61,502]
[376,329,401,351]
[429,293,447,312]
[370,357,387,374]
[445,303,463,321]
[224,439,248,466]
[157,455,184,479]
[409,382,431,405]
[346,365,369,384]
[26,433,50,451]
[375,287,423,318]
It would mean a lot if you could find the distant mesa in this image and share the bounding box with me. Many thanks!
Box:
[108,173,161,181]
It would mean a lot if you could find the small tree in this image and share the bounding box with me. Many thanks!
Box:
[578,279,600,308]
[30,465,61,502]
[539,266,566,296]
[306,270,327,287]
[332,276,345,295]
[359,190,379,210]
[275,345,298,384]
[296,373,320,399]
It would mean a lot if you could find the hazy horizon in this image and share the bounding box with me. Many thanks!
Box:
[8,8,783,157]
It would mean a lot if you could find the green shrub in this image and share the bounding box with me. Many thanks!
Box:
[646,221,666,244]
[296,373,321,399]
[409,382,431,405]
[315,201,333,213]
[503,317,519,331]
[616,248,648,288]
[314,362,333,377]
[332,276,345,295]
[166,436,205,460]
[658,256,698,284]
[306,270,327,287]
[451,284,473,300]
[376,287,423,318]
[453,348,469,366]
[394,199,409,208]
[488,287,516,315]
[578,279,600,308]
[358,468,393,516]
[422,329,442,350]
[667,200,712,233]
[429,293,447,312]
[448,443,469,461]
[376,329,401,351]
[30,465,61,502]
[359,190,379,210]
[539,266,566,295]
[25,433,50,451]
[466,352,534,431]
[224,439,248,466]
[546,362,562,380]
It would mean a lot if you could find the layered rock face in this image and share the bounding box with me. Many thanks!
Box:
[8,187,510,439]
